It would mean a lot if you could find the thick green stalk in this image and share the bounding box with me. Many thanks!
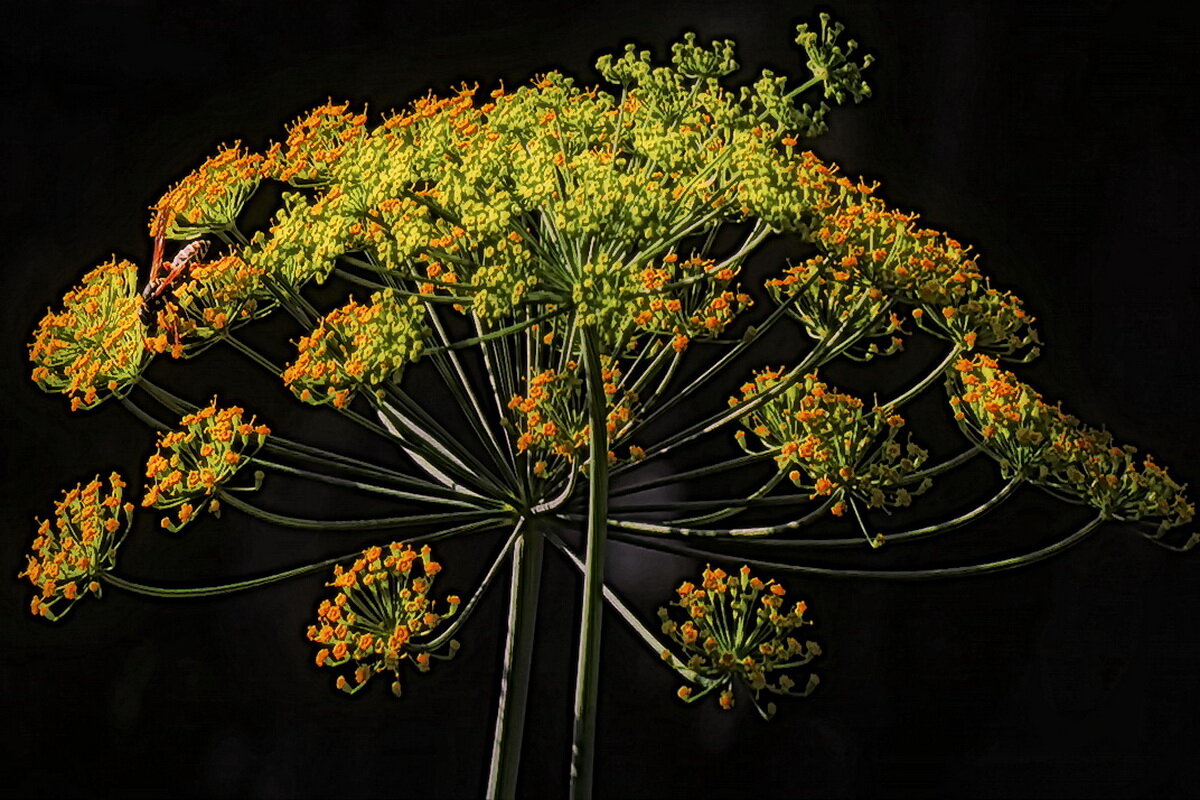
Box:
[569,328,610,800]
[487,520,544,800]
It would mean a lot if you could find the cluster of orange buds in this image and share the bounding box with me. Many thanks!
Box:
[950,355,1193,532]
[508,366,588,460]
[282,288,428,409]
[733,370,930,515]
[778,156,1039,360]
[627,255,752,343]
[947,354,1067,476]
[20,473,132,620]
[29,258,149,411]
[142,401,269,531]
[149,142,265,240]
[163,252,273,344]
[263,100,368,186]
[307,542,461,697]
[658,565,820,716]
[766,254,904,361]
[506,359,637,463]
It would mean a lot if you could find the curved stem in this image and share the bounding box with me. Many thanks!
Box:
[670,470,787,525]
[217,490,504,531]
[418,523,523,652]
[609,450,778,497]
[102,551,358,598]
[543,526,699,683]
[710,478,1023,551]
[249,456,494,510]
[884,345,960,409]
[902,446,982,483]
[577,498,834,539]
[611,514,1106,580]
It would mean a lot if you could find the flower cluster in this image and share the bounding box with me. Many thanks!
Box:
[786,163,1039,360]
[947,354,1066,476]
[766,254,904,361]
[307,542,461,697]
[950,355,1193,531]
[506,359,636,465]
[244,188,363,289]
[795,12,874,106]
[733,370,929,516]
[142,401,269,531]
[150,142,264,240]
[20,473,132,620]
[164,252,273,343]
[264,100,368,187]
[282,288,428,408]
[29,258,149,411]
[659,565,820,716]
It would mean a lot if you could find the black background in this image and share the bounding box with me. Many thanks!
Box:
[2,1,1199,797]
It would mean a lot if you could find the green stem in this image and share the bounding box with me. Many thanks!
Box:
[885,346,959,408]
[217,490,503,531]
[609,450,778,497]
[249,456,493,510]
[102,551,358,598]
[486,519,545,800]
[611,514,1106,580]
[569,328,610,800]
[543,526,698,682]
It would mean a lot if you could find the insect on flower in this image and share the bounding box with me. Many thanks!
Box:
[140,233,209,348]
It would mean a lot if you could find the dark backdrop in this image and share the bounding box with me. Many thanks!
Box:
[2,1,1198,798]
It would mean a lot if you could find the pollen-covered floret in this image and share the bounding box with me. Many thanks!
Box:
[162,251,274,345]
[29,258,149,411]
[20,473,132,621]
[307,542,461,697]
[142,401,269,531]
[766,254,903,361]
[659,565,820,716]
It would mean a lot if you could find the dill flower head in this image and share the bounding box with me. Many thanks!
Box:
[947,354,1066,477]
[795,12,874,106]
[506,358,637,463]
[307,542,461,697]
[20,473,132,621]
[264,100,368,187]
[734,370,930,516]
[766,254,903,361]
[950,354,1193,534]
[142,401,269,531]
[282,288,428,409]
[659,565,820,717]
[163,251,273,344]
[241,188,363,293]
[1045,424,1194,531]
[29,258,149,411]
[150,142,264,240]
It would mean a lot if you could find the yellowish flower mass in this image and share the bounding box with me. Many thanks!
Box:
[29,258,149,411]
[734,370,930,515]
